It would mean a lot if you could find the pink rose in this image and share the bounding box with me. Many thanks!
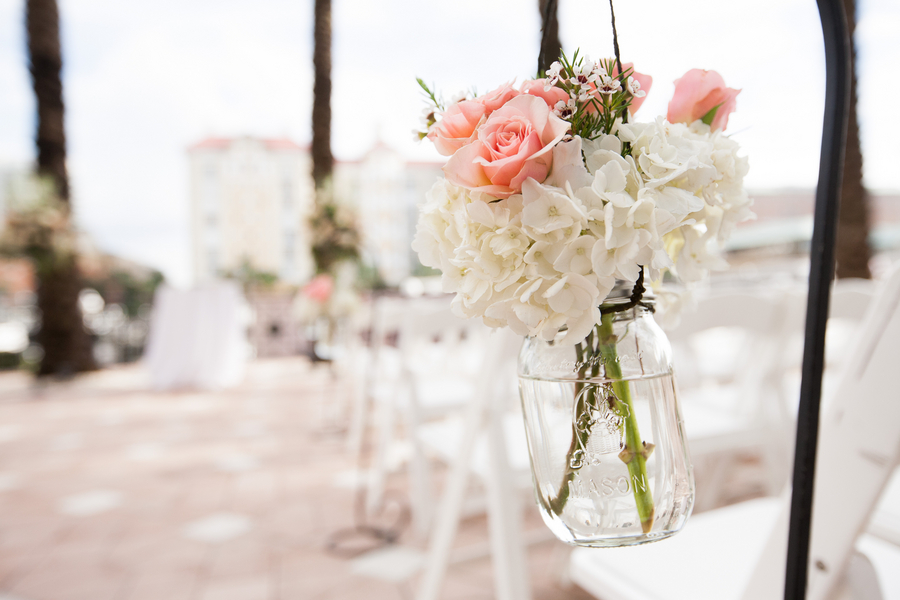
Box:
[521,79,569,108]
[303,274,333,303]
[443,95,570,199]
[426,100,487,157]
[473,82,519,113]
[667,69,740,131]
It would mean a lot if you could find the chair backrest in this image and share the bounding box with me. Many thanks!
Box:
[829,278,877,321]
[664,291,786,420]
[742,264,900,600]
[397,301,486,371]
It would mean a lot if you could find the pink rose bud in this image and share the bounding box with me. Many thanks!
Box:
[426,100,487,156]
[520,79,570,109]
[473,82,520,113]
[303,274,333,303]
[667,69,740,131]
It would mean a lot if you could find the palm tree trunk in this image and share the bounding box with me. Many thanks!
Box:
[538,0,561,74]
[312,0,333,189]
[26,0,95,376]
[835,0,872,279]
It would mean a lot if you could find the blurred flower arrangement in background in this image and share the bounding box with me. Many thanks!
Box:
[0,174,77,274]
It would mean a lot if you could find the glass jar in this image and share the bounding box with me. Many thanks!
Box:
[518,289,694,547]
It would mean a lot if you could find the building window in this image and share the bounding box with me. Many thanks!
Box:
[282,179,293,210]
[283,233,295,268]
[207,248,218,275]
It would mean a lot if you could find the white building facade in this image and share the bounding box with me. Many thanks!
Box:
[188,138,315,285]
[189,137,443,288]
[333,144,443,287]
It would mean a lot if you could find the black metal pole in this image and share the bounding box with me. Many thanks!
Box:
[784,0,851,598]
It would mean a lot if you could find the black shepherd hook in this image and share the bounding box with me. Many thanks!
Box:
[786,0,851,598]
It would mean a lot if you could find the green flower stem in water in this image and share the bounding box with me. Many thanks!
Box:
[597,311,655,533]
[549,333,595,516]
[549,312,656,534]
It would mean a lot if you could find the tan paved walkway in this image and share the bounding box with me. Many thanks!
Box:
[0,359,591,600]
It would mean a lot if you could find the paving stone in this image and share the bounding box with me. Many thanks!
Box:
[0,358,683,600]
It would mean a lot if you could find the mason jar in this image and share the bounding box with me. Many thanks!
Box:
[518,287,694,547]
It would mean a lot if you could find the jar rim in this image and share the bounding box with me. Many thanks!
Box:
[603,279,656,306]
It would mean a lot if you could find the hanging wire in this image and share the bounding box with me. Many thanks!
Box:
[599,269,654,315]
[537,0,560,74]
[608,0,628,124]
[608,0,624,77]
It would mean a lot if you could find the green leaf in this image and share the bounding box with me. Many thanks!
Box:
[701,102,724,126]
[416,78,442,110]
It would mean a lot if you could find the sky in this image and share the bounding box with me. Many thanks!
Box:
[0,0,898,286]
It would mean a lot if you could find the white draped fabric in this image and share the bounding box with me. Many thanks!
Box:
[144,282,250,390]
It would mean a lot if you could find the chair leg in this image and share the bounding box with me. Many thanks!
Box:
[416,389,485,600]
[407,396,435,540]
[366,391,396,516]
[344,353,369,457]
[484,403,532,600]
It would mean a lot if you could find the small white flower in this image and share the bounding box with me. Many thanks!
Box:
[553,99,577,120]
[524,241,564,279]
[545,61,563,88]
[487,224,529,259]
[449,90,468,104]
[543,273,599,316]
[570,62,598,101]
[626,76,645,98]
[521,179,587,236]
[596,74,621,96]
[544,137,593,191]
[553,236,595,276]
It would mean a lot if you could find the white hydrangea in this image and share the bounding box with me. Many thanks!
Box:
[412,121,752,344]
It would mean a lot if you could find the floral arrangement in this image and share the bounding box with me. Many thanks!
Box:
[412,54,752,344]
[293,267,362,323]
[0,174,78,274]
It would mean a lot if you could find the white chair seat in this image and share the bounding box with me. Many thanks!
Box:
[680,402,769,452]
[414,379,477,414]
[570,497,779,600]
[416,414,532,485]
[857,535,900,598]
[570,497,900,600]
[869,468,900,546]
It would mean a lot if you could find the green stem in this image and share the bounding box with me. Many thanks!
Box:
[549,335,593,515]
[549,312,656,534]
[597,312,655,533]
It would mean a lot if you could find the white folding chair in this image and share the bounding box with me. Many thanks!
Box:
[569,263,900,600]
[396,303,493,536]
[415,327,534,600]
[778,277,877,415]
[362,295,493,537]
[664,291,792,507]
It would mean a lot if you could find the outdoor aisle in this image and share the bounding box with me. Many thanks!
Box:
[0,359,590,600]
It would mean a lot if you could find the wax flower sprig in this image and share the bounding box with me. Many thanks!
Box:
[545,50,648,141]
[415,78,444,140]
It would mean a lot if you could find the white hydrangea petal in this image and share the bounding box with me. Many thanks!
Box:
[545,137,593,190]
